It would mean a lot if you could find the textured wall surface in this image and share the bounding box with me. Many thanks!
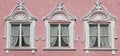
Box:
[0,0,120,56]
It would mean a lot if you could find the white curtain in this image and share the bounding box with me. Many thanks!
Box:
[90,25,98,47]
[22,25,30,46]
[50,25,58,47]
[100,25,109,47]
[61,25,69,45]
[11,25,19,47]
[100,37,109,47]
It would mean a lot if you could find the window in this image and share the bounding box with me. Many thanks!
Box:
[89,24,109,48]
[4,1,37,53]
[50,24,69,47]
[11,24,30,47]
[82,1,117,54]
[43,3,76,50]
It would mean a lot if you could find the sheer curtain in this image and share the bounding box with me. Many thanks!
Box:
[90,25,98,47]
[11,25,19,47]
[61,25,69,46]
[22,25,30,46]
[50,25,58,47]
[100,25,109,47]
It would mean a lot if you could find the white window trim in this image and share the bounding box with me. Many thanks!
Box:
[84,21,116,54]
[44,20,75,50]
[82,1,117,54]
[10,23,30,47]
[89,23,110,48]
[5,21,37,53]
[50,24,69,47]
[45,20,74,48]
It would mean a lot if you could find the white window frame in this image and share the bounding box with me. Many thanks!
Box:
[10,23,31,47]
[45,21,75,49]
[89,23,110,48]
[84,21,116,54]
[5,21,36,53]
[50,24,69,48]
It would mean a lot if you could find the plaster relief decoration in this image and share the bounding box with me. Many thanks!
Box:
[4,1,37,53]
[82,1,116,21]
[82,0,117,54]
[5,1,37,21]
[52,13,67,20]
[13,12,28,20]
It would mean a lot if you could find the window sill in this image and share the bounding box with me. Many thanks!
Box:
[43,48,76,51]
[4,47,37,51]
[84,48,117,51]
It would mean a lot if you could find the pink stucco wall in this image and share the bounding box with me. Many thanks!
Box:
[0,0,120,56]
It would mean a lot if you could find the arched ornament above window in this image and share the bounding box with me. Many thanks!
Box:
[82,1,117,21]
[43,3,76,21]
[5,1,37,21]
[52,13,67,20]
[12,11,28,20]
[89,11,107,21]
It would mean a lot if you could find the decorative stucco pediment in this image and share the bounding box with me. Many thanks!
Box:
[82,1,117,21]
[5,1,37,21]
[43,3,76,21]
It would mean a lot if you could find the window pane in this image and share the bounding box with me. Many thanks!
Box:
[90,36,98,47]
[100,37,109,47]
[11,24,20,47]
[61,25,69,36]
[50,25,58,47]
[89,25,98,36]
[11,24,20,36]
[100,25,109,36]
[89,25,98,47]
[61,36,69,46]
[50,37,58,47]
[50,25,58,36]
[22,36,30,47]
[100,25,109,47]
[22,24,30,47]
[61,25,69,47]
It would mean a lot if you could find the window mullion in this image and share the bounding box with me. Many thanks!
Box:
[98,24,100,47]
[19,24,22,47]
[58,24,61,47]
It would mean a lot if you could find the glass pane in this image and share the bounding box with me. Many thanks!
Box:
[100,25,109,47]
[100,25,109,36]
[50,36,58,47]
[22,24,30,47]
[90,36,98,47]
[61,36,69,46]
[61,25,69,36]
[15,37,19,46]
[11,24,20,47]
[50,24,58,47]
[100,36,109,47]
[22,36,30,47]
[89,25,98,48]
[50,25,58,36]
[89,25,98,36]
[22,24,30,36]
[11,24,20,36]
